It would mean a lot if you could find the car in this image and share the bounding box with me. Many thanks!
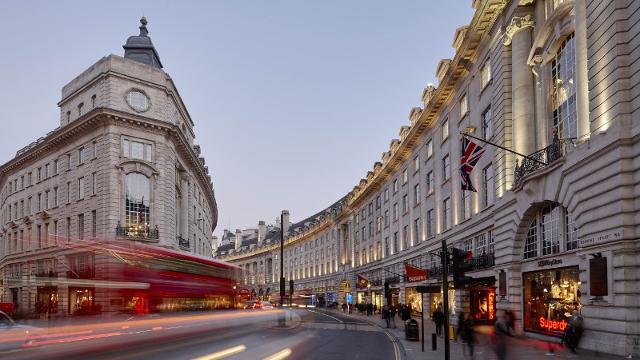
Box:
[260,301,274,310]
[0,310,42,351]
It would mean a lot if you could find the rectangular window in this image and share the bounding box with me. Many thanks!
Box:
[475,233,487,255]
[92,210,97,239]
[393,179,398,193]
[441,119,449,142]
[460,94,468,117]
[482,106,493,139]
[384,210,389,227]
[37,167,42,182]
[488,230,495,254]
[45,163,49,178]
[402,225,409,250]
[123,139,153,161]
[376,216,382,232]
[443,197,451,230]
[91,172,97,195]
[45,190,50,210]
[19,200,24,218]
[413,218,422,244]
[402,194,409,213]
[414,156,420,172]
[78,214,84,240]
[393,203,398,221]
[78,147,85,164]
[413,184,421,205]
[93,141,98,158]
[427,209,435,238]
[383,188,389,202]
[67,154,71,170]
[78,177,84,200]
[481,60,492,89]
[28,172,32,186]
[482,164,495,207]
[426,139,433,159]
[20,176,24,189]
[37,193,42,212]
[26,196,31,215]
[463,191,472,220]
[66,217,71,241]
[524,219,538,259]
[66,182,71,203]
[443,154,451,180]
[384,237,389,257]
[403,169,408,184]
[37,225,42,248]
[393,232,399,253]
[566,212,578,251]
[53,220,58,242]
[54,160,59,175]
[426,171,434,194]
[376,196,381,209]
[368,221,373,238]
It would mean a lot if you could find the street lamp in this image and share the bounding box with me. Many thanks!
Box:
[232,285,237,309]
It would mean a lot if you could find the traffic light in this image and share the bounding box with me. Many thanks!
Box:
[450,247,473,288]
[384,281,390,299]
[289,279,294,295]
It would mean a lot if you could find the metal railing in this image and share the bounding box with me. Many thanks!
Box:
[116,222,159,240]
[514,133,576,186]
[428,252,495,276]
[66,268,95,279]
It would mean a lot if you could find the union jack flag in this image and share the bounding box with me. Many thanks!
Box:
[460,136,485,192]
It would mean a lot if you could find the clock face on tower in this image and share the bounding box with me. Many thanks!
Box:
[126,89,150,112]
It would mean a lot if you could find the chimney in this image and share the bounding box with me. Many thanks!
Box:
[282,210,290,234]
[258,220,266,244]
[234,229,242,250]
[223,229,229,240]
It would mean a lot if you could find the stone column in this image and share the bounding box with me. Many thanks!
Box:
[504,15,536,156]
[574,0,590,140]
[180,177,188,239]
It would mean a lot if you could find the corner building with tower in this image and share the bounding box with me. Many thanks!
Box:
[0,19,218,317]
[217,0,640,356]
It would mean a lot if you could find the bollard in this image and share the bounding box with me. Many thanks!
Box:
[432,333,437,351]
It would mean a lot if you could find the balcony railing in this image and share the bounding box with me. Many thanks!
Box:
[428,252,495,277]
[514,133,576,186]
[66,268,95,279]
[177,236,190,250]
[116,222,159,240]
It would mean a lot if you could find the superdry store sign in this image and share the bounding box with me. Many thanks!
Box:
[404,263,427,283]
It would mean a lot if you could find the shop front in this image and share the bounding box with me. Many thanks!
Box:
[36,286,58,314]
[404,287,422,315]
[522,266,581,337]
[470,288,496,324]
[69,287,95,315]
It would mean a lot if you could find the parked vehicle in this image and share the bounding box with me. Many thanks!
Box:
[0,311,43,351]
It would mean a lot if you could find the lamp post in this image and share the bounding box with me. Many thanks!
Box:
[232,285,237,309]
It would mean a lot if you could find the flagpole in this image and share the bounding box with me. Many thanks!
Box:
[460,132,547,166]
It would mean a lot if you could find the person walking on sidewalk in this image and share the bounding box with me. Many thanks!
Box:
[460,313,476,359]
[389,305,397,328]
[382,304,390,328]
[493,310,511,360]
[433,306,444,337]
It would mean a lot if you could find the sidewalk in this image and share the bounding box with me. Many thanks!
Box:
[327,308,624,360]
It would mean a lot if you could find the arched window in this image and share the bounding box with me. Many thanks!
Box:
[125,173,150,230]
[523,203,576,259]
[551,33,577,139]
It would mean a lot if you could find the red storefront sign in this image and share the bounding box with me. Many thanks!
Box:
[539,317,567,331]
[404,263,428,283]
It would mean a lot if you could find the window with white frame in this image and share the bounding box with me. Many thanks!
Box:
[393,203,398,221]
[403,169,408,184]
[78,177,84,200]
[482,164,494,207]
[482,106,493,139]
[413,184,421,205]
[443,197,451,230]
[524,219,538,259]
[566,212,578,251]
[463,190,472,220]
[443,154,451,180]
[475,233,487,255]
[414,156,420,172]
[463,239,472,252]
[91,172,97,195]
[78,147,85,165]
[402,225,409,249]
[426,140,433,159]
[122,138,153,162]
[481,60,492,89]
[427,209,435,238]
[413,218,422,244]
[393,179,398,193]
[402,194,409,213]
[460,94,468,117]
[441,119,449,142]
[393,232,399,253]
[551,33,577,139]
[426,171,434,194]
[523,204,575,259]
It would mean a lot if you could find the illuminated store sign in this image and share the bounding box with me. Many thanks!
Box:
[539,317,567,331]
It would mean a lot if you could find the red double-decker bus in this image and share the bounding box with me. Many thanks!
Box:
[65,239,242,315]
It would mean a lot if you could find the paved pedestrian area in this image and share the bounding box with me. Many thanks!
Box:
[324,308,624,360]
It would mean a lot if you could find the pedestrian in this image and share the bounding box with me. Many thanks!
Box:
[433,306,444,337]
[342,303,347,313]
[504,309,516,334]
[455,311,465,342]
[389,305,397,328]
[564,310,584,354]
[460,313,476,359]
[382,304,390,328]
[493,310,511,360]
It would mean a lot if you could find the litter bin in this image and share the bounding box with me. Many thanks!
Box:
[405,319,419,341]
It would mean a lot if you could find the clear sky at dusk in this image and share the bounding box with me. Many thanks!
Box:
[0,1,474,239]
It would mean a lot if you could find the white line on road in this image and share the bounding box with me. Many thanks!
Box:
[262,348,292,360]
[306,309,344,323]
[191,344,247,360]
[384,330,401,360]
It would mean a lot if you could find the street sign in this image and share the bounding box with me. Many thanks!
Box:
[416,285,441,293]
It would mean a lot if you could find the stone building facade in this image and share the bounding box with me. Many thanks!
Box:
[0,19,217,316]
[217,0,640,356]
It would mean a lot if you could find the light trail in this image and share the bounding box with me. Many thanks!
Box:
[262,348,292,360]
[191,344,247,360]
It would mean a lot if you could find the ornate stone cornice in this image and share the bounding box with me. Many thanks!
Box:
[503,14,535,46]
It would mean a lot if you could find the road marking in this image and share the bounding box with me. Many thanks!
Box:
[306,309,343,323]
[192,344,247,360]
[262,348,292,360]
[384,330,401,360]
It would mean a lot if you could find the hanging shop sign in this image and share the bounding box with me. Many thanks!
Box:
[537,259,563,267]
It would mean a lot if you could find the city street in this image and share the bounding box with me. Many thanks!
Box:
[0,309,400,360]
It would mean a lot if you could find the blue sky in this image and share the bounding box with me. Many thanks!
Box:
[0,1,474,238]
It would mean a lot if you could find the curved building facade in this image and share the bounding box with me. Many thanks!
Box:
[0,19,217,316]
[217,0,640,356]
